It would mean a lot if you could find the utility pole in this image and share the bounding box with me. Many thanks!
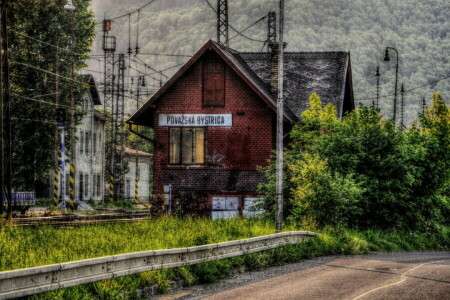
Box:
[114,53,125,200]
[375,66,380,109]
[134,76,142,203]
[1,0,12,224]
[400,83,405,130]
[217,0,229,47]
[267,11,276,51]
[102,19,116,202]
[276,0,284,233]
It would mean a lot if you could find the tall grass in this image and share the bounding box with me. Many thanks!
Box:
[0,217,277,271]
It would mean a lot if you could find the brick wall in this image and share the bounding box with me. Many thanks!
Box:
[151,52,274,213]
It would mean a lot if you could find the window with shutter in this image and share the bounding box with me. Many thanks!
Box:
[203,58,225,107]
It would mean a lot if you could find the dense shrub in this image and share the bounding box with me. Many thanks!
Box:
[259,93,450,230]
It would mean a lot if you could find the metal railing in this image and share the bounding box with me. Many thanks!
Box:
[0,231,316,299]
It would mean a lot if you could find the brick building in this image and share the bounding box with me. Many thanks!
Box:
[128,40,354,217]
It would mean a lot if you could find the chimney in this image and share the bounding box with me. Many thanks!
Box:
[269,42,287,96]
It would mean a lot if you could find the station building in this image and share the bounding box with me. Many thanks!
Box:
[128,40,354,217]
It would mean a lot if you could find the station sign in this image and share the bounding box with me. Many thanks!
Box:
[159,114,232,127]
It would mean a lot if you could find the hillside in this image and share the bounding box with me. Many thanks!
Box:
[87,0,450,124]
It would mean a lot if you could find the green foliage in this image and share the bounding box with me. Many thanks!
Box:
[288,153,363,227]
[9,0,95,193]
[260,93,450,230]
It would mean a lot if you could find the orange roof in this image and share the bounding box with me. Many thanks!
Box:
[124,147,152,157]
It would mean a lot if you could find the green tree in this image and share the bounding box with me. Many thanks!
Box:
[8,0,95,194]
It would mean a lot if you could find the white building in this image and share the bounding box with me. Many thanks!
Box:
[53,74,107,203]
[124,147,152,202]
[74,74,107,202]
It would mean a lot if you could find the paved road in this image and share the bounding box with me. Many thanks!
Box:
[158,252,450,300]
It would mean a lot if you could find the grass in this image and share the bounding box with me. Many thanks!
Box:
[0,218,448,299]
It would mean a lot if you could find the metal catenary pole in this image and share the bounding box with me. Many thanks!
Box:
[276,0,284,233]
[1,0,12,223]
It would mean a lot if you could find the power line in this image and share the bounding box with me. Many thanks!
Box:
[95,0,158,24]
[11,60,86,85]
[229,15,267,41]
[355,74,450,101]
[12,93,73,109]
[204,0,266,43]
[11,117,56,125]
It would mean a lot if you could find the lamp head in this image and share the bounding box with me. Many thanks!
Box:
[64,0,76,10]
[383,48,390,61]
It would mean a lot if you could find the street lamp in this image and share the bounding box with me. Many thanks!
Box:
[383,47,399,124]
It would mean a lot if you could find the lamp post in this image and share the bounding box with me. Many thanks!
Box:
[383,47,399,124]
[54,35,74,206]
[54,0,76,207]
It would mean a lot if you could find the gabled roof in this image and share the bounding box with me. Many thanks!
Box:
[128,40,296,126]
[240,51,353,119]
[81,74,101,106]
[128,40,353,125]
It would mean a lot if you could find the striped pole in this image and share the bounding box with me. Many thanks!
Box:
[53,169,59,206]
[68,164,75,209]
[109,175,114,202]
[134,176,139,203]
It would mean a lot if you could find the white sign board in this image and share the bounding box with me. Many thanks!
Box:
[159,114,232,127]
[212,197,239,211]
[243,197,264,218]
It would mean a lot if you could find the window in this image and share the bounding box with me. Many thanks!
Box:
[79,173,84,200]
[85,131,89,154]
[170,128,205,164]
[93,133,97,154]
[203,58,225,107]
[93,175,97,197]
[80,131,84,154]
[85,174,89,198]
[97,174,101,196]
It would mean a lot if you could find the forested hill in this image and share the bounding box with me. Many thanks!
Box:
[88,0,450,124]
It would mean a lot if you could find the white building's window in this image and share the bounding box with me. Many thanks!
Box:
[85,131,89,154]
[85,174,89,198]
[93,133,97,154]
[80,131,84,154]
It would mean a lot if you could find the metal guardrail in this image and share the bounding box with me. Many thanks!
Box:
[0,231,316,299]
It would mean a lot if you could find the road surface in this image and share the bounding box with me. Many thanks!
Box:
[157,252,450,300]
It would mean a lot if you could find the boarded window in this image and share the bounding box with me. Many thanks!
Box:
[170,128,205,164]
[203,59,225,107]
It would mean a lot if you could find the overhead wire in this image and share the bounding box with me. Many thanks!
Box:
[95,0,158,24]
[203,0,266,43]
[355,74,450,101]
